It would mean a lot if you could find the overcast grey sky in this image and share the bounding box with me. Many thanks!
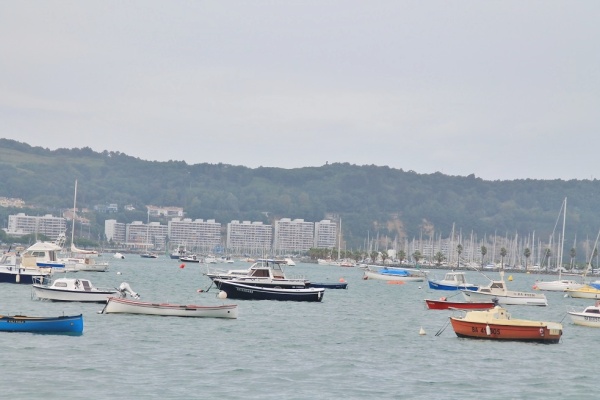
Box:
[1,1,598,181]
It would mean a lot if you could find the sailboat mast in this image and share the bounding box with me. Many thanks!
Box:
[337,218,342,260]
[560,197,567,272]
[71,179,78,247]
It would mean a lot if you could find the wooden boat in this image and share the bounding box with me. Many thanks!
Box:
[568,301,600,327]
[101,297,239,319]
[460,272,547,306]
[449,306,562,343]
[0,313,83,335]
[427,271,479,291]
[213,279,324,302]
[363,267,426,282]
[565,285,600,299]
[32,277,138,303]
[425,298,496,310]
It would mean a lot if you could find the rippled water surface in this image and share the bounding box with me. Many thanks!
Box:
[0,258,596,399]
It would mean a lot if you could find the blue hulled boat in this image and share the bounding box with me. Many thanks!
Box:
[0,314,83,335]
[427,271,479,291]
[214,279,324,302]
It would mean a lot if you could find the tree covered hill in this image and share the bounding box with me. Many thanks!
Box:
[1,138,599,249]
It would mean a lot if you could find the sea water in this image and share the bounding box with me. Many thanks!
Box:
[0,257,595,399]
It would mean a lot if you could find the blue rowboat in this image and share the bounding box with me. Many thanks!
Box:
[0,314,83,335]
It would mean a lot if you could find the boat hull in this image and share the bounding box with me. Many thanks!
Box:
[566,287,600,299]
[309,282,348,289]
[0,314,83,335]
[461,290,547,306]
[363,269,425,282]
[449,318,562,343]
[428,280,478,291]
[568,312,600,327]
[32,286,119,303]
[0,267,50,284]
[425,299,496,310]
[102,297,238,318]
[534,280,585,292]
[214,279,324,302]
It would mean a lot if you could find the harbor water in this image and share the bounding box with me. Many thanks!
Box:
[0,257,596,399]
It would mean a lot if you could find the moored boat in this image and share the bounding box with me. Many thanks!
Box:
[460,272,547,306]
[32,278,138,303]
[449,306,563,343]
[207,259,309,289]
[425,298,496,310]
[427,271,479,291]
[213,279,324,302]
[565,285,600,299]
[0,313,83,335]
[568,301,600,327]
[101,297,238,318]
[180,255,201,263]
[309,281,348,289]
[363,266,426,282]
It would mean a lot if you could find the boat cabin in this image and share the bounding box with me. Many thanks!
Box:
[50,278,94,291]
[478,280,507,293]
[247,259,287,279]
[444,272,467,284]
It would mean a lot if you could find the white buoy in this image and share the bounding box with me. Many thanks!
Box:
[419,326,426,335]
[217,291,227,299]
[485,325,491,335]
[418,286,422,289]
[116,272,122,275]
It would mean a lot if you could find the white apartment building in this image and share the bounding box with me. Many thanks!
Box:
[105,219,126,243]
[273,218,314,254]
[226,220,273,255]
[314,219,337,249]
[168,218,222,252]
[125,221,169,249]
[5,213,66,240]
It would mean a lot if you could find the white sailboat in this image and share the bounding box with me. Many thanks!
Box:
[65,180,109,272]
[535,198,585,292]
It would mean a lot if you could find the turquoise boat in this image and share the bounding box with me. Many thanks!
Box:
[0,314,83,335]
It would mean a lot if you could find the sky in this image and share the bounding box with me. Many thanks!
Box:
[1,1,599,181]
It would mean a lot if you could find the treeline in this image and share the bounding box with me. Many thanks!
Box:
[1,138,599,250]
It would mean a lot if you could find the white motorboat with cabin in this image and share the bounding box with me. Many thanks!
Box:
[568,301,600,327]
[206,259,309,289]
[461,271,548,306]
[32,278,138,303]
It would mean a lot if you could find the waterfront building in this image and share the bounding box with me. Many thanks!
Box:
[314,219,337,249]
[226,220,273,255]
[105,219,126,244]
[168,218,222,253]
[5,213,66,240]
[273,218,314,254]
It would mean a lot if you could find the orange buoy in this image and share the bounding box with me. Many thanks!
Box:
[339,278,346,283]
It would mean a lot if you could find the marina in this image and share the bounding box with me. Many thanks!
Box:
[0,257,597,398]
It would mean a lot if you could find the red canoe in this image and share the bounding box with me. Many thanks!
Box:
[425,298,496,310]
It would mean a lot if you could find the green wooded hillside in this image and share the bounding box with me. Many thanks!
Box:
[1,138,599,250]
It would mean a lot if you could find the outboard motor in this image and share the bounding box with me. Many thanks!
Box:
[118,282,140,299]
